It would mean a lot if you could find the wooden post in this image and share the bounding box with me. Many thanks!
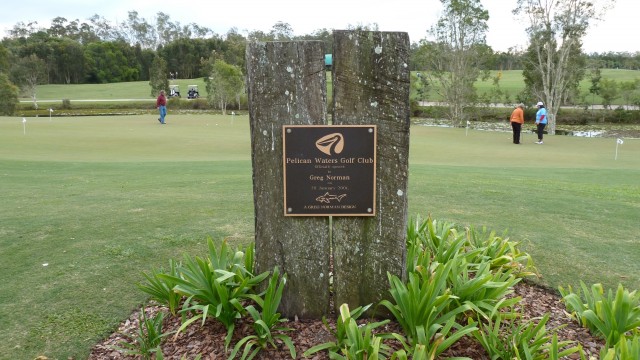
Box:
[331,31,411,312]
[245,41,331,318]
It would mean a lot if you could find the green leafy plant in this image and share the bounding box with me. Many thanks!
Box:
[115,307,170,359]
[407,216,525,320]
[465,225,538,278]
[137,259,183,315]
[560,281,640,347]
[446,257,521,319]
[229,267,296,360]
[333,306,392,359]
[472,312,583,360]
[159,238,269,349]
[389,343,429,360]
[304,303,392,359]
[600,334,640,360]
[303,303,390,358]
[379,263,477,358]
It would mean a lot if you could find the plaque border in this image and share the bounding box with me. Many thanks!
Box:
[282,125,377,217]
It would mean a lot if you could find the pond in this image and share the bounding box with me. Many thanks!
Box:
[412,118,640,139]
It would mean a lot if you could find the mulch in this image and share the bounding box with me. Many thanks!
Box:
[89,281,605,359]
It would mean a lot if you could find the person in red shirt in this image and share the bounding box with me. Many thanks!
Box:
[156,90,167,124]
[509,103,525,144]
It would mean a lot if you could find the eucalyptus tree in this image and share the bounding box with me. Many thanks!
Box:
[223,28,248,69]
[424,0,490,127]
[120,11,157,49]
[10,54,47,109]
[88,14,123,42]
[269,21,294,40]
[205,58,244,115]
[149,55,169,97]
[6,21,40,39]
[514,0,615,134]
[52,38,85,84]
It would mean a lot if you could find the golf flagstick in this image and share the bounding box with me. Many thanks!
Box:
[615,138,623,160]
[22,118,26,135]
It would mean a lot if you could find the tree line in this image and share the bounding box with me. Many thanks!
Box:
[1,2,639,125]
[2,10,639,86]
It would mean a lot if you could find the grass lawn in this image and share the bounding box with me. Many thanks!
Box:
[0,114,638,359]
[27,69,640,107]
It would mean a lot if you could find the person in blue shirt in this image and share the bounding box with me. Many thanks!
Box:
[535,101,547,144]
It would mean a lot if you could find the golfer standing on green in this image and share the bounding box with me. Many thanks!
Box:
[156,90,167,124]
[535,101,547,144]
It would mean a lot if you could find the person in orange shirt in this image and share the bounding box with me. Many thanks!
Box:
[509,103,525,144]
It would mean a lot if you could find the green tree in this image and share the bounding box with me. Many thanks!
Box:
[599,78,618,109]
[424,0,490,126]
[0,73,19,115]
[52,38,85,84]
[160,37,224,79]
[83,41,140,83]
[10,54,47,109]
[515,0,614,134]
[587,67,601,112]
[410,72,429,102]
[269,21,294,40]
[222,28,247,69]
[0,44,9,74]
[121,11,156,49]
[149,55,169,97]
[205,58,244,115]
[619,80,640,108]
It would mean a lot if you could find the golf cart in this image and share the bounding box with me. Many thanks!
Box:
[187,85,200,99]
[169,84,181,97]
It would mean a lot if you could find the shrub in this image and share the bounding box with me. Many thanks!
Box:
[600,334,640,360]
[303,303,391,359]
[229,267,296,360]
[115,307,170,359]
[379,263,478,358]
[559,281,640,347]
[473,312,583,360]
[137,259,183,315]
[0,73,19,115]
[160,238,269,349]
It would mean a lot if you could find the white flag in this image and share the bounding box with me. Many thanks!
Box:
[22,118,26,123]
[467,120,470,126]
[617,138,624,144]
[49,108,54,113]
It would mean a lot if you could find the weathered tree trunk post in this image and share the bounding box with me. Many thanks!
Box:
[331,31,411,311]
[245,32,410,318]
[245,41,331,318]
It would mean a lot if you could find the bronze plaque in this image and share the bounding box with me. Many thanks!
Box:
[283,125,377,216]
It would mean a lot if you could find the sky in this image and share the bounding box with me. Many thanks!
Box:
[0,0,637,54]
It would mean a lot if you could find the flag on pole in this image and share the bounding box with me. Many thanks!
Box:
[617,138,624,144]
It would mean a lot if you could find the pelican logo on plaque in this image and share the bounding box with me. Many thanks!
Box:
[283,125,377,216]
